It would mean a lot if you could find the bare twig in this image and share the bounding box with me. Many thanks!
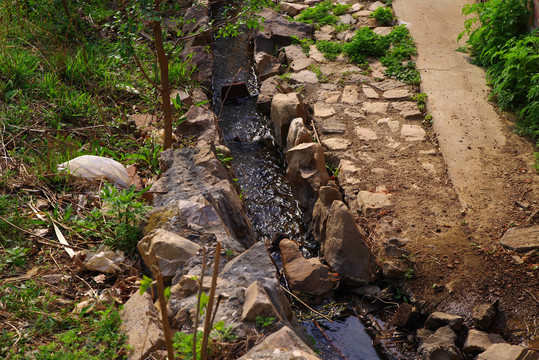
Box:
[279,285,333,323]
[149,251,175,360]
[133,52,163,93]
[200,241,222,360]
[313,319,346,359]
[193,247,207,358]
[5,322,22,347]
[524,289,539,305]
[0,215,86,251]
[311,119,321,145]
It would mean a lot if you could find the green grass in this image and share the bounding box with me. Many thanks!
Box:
[0,281,128,360]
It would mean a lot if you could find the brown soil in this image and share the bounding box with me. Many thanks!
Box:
[293,0,539,346]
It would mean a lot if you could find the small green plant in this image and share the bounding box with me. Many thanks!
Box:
[216,148,233,169]
[69,184,149,254]
[404,269,414,279]
[370,7,394,25]
[334,23,353,32]
[411,93,428,110]
[0,246,29,271]
[290,36,314,55]
[255,316,276,330]
[344,27,390,64]
[316,40,344,61]
[308,64,328,83]
[297,1,350,26]
[326,162,339,177]
[422,114,433,126]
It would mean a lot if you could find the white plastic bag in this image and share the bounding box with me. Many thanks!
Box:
[57,155,130,188]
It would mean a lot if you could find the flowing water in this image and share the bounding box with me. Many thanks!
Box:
[211,22,390,359]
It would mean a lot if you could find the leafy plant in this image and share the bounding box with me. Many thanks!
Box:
[216,148,233,169]
[411,92,428,110]
[69,184,149,254]
[459,0,538,140]
[344,27,390,64]
[255,316,276,330]
[370,7,394,25]
[423,114,433,126]
[290,36,314,55]
[297,1,350,26]
[316,40,344,61]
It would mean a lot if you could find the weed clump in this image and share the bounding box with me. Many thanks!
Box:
[297,1,351,26]
[370,6,394,25]
[459,0,538,138]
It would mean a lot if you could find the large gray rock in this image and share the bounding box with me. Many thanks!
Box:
[463,330,506,354]
[280,2,309,17]
[138,229,201,281]
[286,143,329,212]
[151,146,255,251]
[241,281,279,321]
[279,239,333,296]
[286,118,312,150]
[478,343,538,360]
[425,312,464,331]
[257,76,281,115]
[283,45,308,65]
[312,186,343,244]
[324,201,374,284]
[418,325,463,360]
[120,291,165,360]
[271,93,307,147]
[255,52,281,81]
[254,9,314,54]
[175,105,219,145]
[237,326,320,360]
[500,226,539,252]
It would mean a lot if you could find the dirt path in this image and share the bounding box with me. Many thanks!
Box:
[394,0,539,231]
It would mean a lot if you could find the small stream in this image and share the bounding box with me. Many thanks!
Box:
[211,14,390,359]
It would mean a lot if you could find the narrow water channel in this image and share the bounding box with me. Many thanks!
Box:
[212,32,308,244]
[211,17,389,359]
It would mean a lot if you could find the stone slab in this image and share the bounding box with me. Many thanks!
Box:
[401,124,426,141]
[500,226,539,252]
